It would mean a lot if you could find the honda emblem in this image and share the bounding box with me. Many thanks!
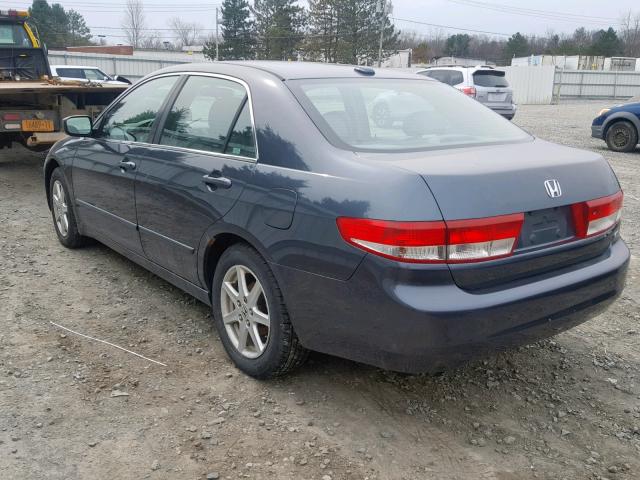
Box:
[544,179,562,198]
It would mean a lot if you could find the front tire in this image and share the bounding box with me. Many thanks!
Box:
[605,121,638,153]
[49,168,87,248]
[211,244,308,378]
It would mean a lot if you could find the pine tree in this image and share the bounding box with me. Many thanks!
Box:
[305,0,398,65]
[220,0,256,60]
[252,0,306,60]
[29,0,92,48]
[304,0,338,62]
[67,10,92,46]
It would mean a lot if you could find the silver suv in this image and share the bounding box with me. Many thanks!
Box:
[417,66,516,120]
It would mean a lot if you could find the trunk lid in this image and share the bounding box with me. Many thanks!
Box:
[363,139,621,289]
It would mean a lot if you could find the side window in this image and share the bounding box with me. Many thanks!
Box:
[57,68,84,79]
[99,75,178,143]
[84,69,105,81]
[159,76,249,156]
[225,102,256,158]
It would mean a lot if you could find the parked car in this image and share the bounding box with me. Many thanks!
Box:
[591,96,640,152]
[417,65,517,120]
[49,65,131,85]
[44,62,628,378]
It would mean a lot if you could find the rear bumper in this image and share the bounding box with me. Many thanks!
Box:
[592,125,604,139]
[488,104,516,119]
[275,238,629,373]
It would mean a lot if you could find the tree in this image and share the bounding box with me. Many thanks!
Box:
[66,10,92,46]
[590,27,622,57]
[304,0,398,65]
[169,17,203,49]
[304,0,339,62]
[29,0,92,48]
[444,33,470,57]
[122,0,146,48]
[620,11,640,57]
[503,32,529,62]
[252,0,306,60]
[215,0,255,60]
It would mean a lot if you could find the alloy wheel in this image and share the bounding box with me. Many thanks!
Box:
[52,180,69,237]
[220,265,270,359]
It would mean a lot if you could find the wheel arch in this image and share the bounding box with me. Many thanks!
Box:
[43,157,61,209]
[198,224,274,299]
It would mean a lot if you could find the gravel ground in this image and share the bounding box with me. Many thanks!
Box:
[1,101,639,480]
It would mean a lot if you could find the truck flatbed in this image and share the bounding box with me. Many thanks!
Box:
[0,81,128,94]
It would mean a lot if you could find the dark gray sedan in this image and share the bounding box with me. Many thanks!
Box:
[44,62,629,378]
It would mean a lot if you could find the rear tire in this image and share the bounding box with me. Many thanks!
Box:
[211,244,309,378]
[605,121,638,153]
[49,168,88,248]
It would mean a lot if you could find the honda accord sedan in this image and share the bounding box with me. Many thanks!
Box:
[44,62,629,378]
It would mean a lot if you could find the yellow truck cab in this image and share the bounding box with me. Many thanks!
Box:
[0,9,39,47]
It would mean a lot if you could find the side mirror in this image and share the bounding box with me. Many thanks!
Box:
[114,75,132,85]
[63,116,92,137]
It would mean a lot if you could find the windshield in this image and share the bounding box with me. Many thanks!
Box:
[0,22,32,47]
[289,78,529,153]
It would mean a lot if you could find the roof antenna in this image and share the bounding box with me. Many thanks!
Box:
[354,66,375,76]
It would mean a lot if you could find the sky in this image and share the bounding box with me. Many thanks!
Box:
[4,0,639,44]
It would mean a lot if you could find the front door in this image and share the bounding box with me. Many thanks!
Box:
[135,74,258,284]
[71,75,180,254]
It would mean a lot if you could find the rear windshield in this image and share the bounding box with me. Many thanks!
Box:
[0,22,31,47]
[288,78,529,153]
[473,70,509,88]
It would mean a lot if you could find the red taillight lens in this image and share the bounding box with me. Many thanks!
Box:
[571,191,623,238]
[336,213,524,264]
[2,113,20,121]
[336,218,447,263]
[461,86,477,97]
[446,214,524,263]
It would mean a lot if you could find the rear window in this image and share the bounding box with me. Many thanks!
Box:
[289,78,529,153]
[473,70,509,88]
[419,69,463,86]
[0,23,31,47]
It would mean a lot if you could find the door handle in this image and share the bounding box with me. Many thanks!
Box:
[202,174,232,190]
[119,159,137,172]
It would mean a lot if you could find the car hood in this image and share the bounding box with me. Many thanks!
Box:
[359,138,620,220]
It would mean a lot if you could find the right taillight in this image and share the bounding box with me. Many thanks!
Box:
[571,191,623,238]
[336,213,524,264]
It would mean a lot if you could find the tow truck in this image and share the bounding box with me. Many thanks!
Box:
[0,9,127,150]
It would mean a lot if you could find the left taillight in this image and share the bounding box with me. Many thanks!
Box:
[461,86,477,98]
[336,213,524,264]
[571,191,623,238]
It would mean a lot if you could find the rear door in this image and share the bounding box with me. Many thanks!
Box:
[472,70,513,109]
[72,75,180,254]
[134,74,257,284]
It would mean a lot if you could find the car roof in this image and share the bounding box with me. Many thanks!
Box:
[156,61,431,81]
[418,65,494,72]
[50,65,103,70]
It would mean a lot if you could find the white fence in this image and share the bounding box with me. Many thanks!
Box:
[46,51,640,104]
[47,50,207,82]
[553,70,640,100]
[499,66,556,105]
